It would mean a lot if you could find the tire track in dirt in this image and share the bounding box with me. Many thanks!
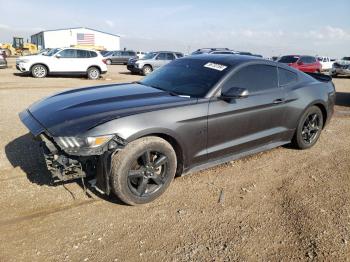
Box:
[0,199,99,227]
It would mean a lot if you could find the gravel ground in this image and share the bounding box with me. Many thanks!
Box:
[0,58,349,261]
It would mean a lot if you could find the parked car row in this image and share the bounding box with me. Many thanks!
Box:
[12,44,349,79]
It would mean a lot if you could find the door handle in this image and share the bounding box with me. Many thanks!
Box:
[273,98,285,104]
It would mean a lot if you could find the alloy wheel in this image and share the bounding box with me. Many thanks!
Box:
[89,69,99,79]
[127,150,168,197]
[301,113,321,144]
[33,65,46,77]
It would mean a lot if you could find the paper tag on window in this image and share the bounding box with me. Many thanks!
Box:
[204,62,227,71]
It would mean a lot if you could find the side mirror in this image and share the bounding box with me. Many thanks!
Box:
[220,87,249,101]
[55,54,61,58]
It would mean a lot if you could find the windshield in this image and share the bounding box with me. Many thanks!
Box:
[103,51,113,57]
[140,59,230,98]
[342,57,350,61]
[142,52,157,60]
[278,56,299,63]
[45,48,61,56]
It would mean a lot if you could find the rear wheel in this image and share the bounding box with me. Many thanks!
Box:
[292,106,323,149]
[142,65,153,76]
[111,136,177,205]
[31,64,47,78]
[87,67,100,80]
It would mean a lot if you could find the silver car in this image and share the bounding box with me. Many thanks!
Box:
[127,51,183,75]
[331,57,350,77]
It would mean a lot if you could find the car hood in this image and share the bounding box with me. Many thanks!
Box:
[336,60,350,65]
[27,83,197,136]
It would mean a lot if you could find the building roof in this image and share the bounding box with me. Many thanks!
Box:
[31,27,120,37]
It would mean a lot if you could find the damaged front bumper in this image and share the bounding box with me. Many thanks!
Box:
[19,109,126,194]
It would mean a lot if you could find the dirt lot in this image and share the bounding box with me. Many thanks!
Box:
[0,58,350,261]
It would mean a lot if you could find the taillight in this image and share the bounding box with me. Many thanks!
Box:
[102,59,107,64]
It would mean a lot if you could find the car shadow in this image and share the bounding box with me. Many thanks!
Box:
[5,133,52,185]
[13,72,95,80]
[5,133,127,205]
[336,92,350,107]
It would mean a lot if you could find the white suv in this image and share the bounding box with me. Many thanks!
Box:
[16,48,108,79]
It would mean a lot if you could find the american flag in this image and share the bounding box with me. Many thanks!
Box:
[77,33,95,45]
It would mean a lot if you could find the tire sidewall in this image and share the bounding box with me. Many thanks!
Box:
[295,106,323,149]
[111,137,177,205]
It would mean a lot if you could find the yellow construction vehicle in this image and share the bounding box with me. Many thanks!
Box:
[71,44,106,51]
[0,37,38,56]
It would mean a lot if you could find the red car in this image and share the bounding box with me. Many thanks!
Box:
[277,55,322,73]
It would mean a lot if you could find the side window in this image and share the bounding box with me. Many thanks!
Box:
[129,51,136,56]
[156,53,167,60]
[223,64,278,93]
[77,50,89,58]
[309,57,316,63]
[59,49,77,58]
[89,51,97,58]
[166,53,175,60]
[278,68,298,86]
[299,56,309,63]
[176,53,183,58]
[113,51,121,56]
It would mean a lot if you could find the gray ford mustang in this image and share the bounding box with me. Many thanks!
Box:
[19,55,335,205]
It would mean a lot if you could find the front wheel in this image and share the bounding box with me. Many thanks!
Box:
[31,64,47,78]
[87,67,100,80]
[111,136,177,205]
[142,65,153,76]
[292,106,323,149]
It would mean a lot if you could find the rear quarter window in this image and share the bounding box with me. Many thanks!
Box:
[278,68,298,86]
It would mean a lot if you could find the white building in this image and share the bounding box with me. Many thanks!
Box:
[31,27,120,51]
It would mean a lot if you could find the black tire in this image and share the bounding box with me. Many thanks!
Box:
[142,65,152,76]
[292,106,323,149]
[31,64,47,78]
[111,136,177,205]
[87,67,100,80]
[106,59,112,65]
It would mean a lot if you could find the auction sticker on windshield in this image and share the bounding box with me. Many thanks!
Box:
[204,62,227,71]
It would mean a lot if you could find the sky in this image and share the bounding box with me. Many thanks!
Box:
[0,0,349,57]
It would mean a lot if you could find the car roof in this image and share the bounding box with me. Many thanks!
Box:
[184,54,264,66]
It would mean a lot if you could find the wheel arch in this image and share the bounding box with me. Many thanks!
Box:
[87,65,101,73]
[127,129,186,176]
[299,100,328,128]
[313,102,328,128]
[143,64,153,70]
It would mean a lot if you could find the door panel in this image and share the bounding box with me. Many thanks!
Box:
[50,49,76,72]
[207,88,287,159]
